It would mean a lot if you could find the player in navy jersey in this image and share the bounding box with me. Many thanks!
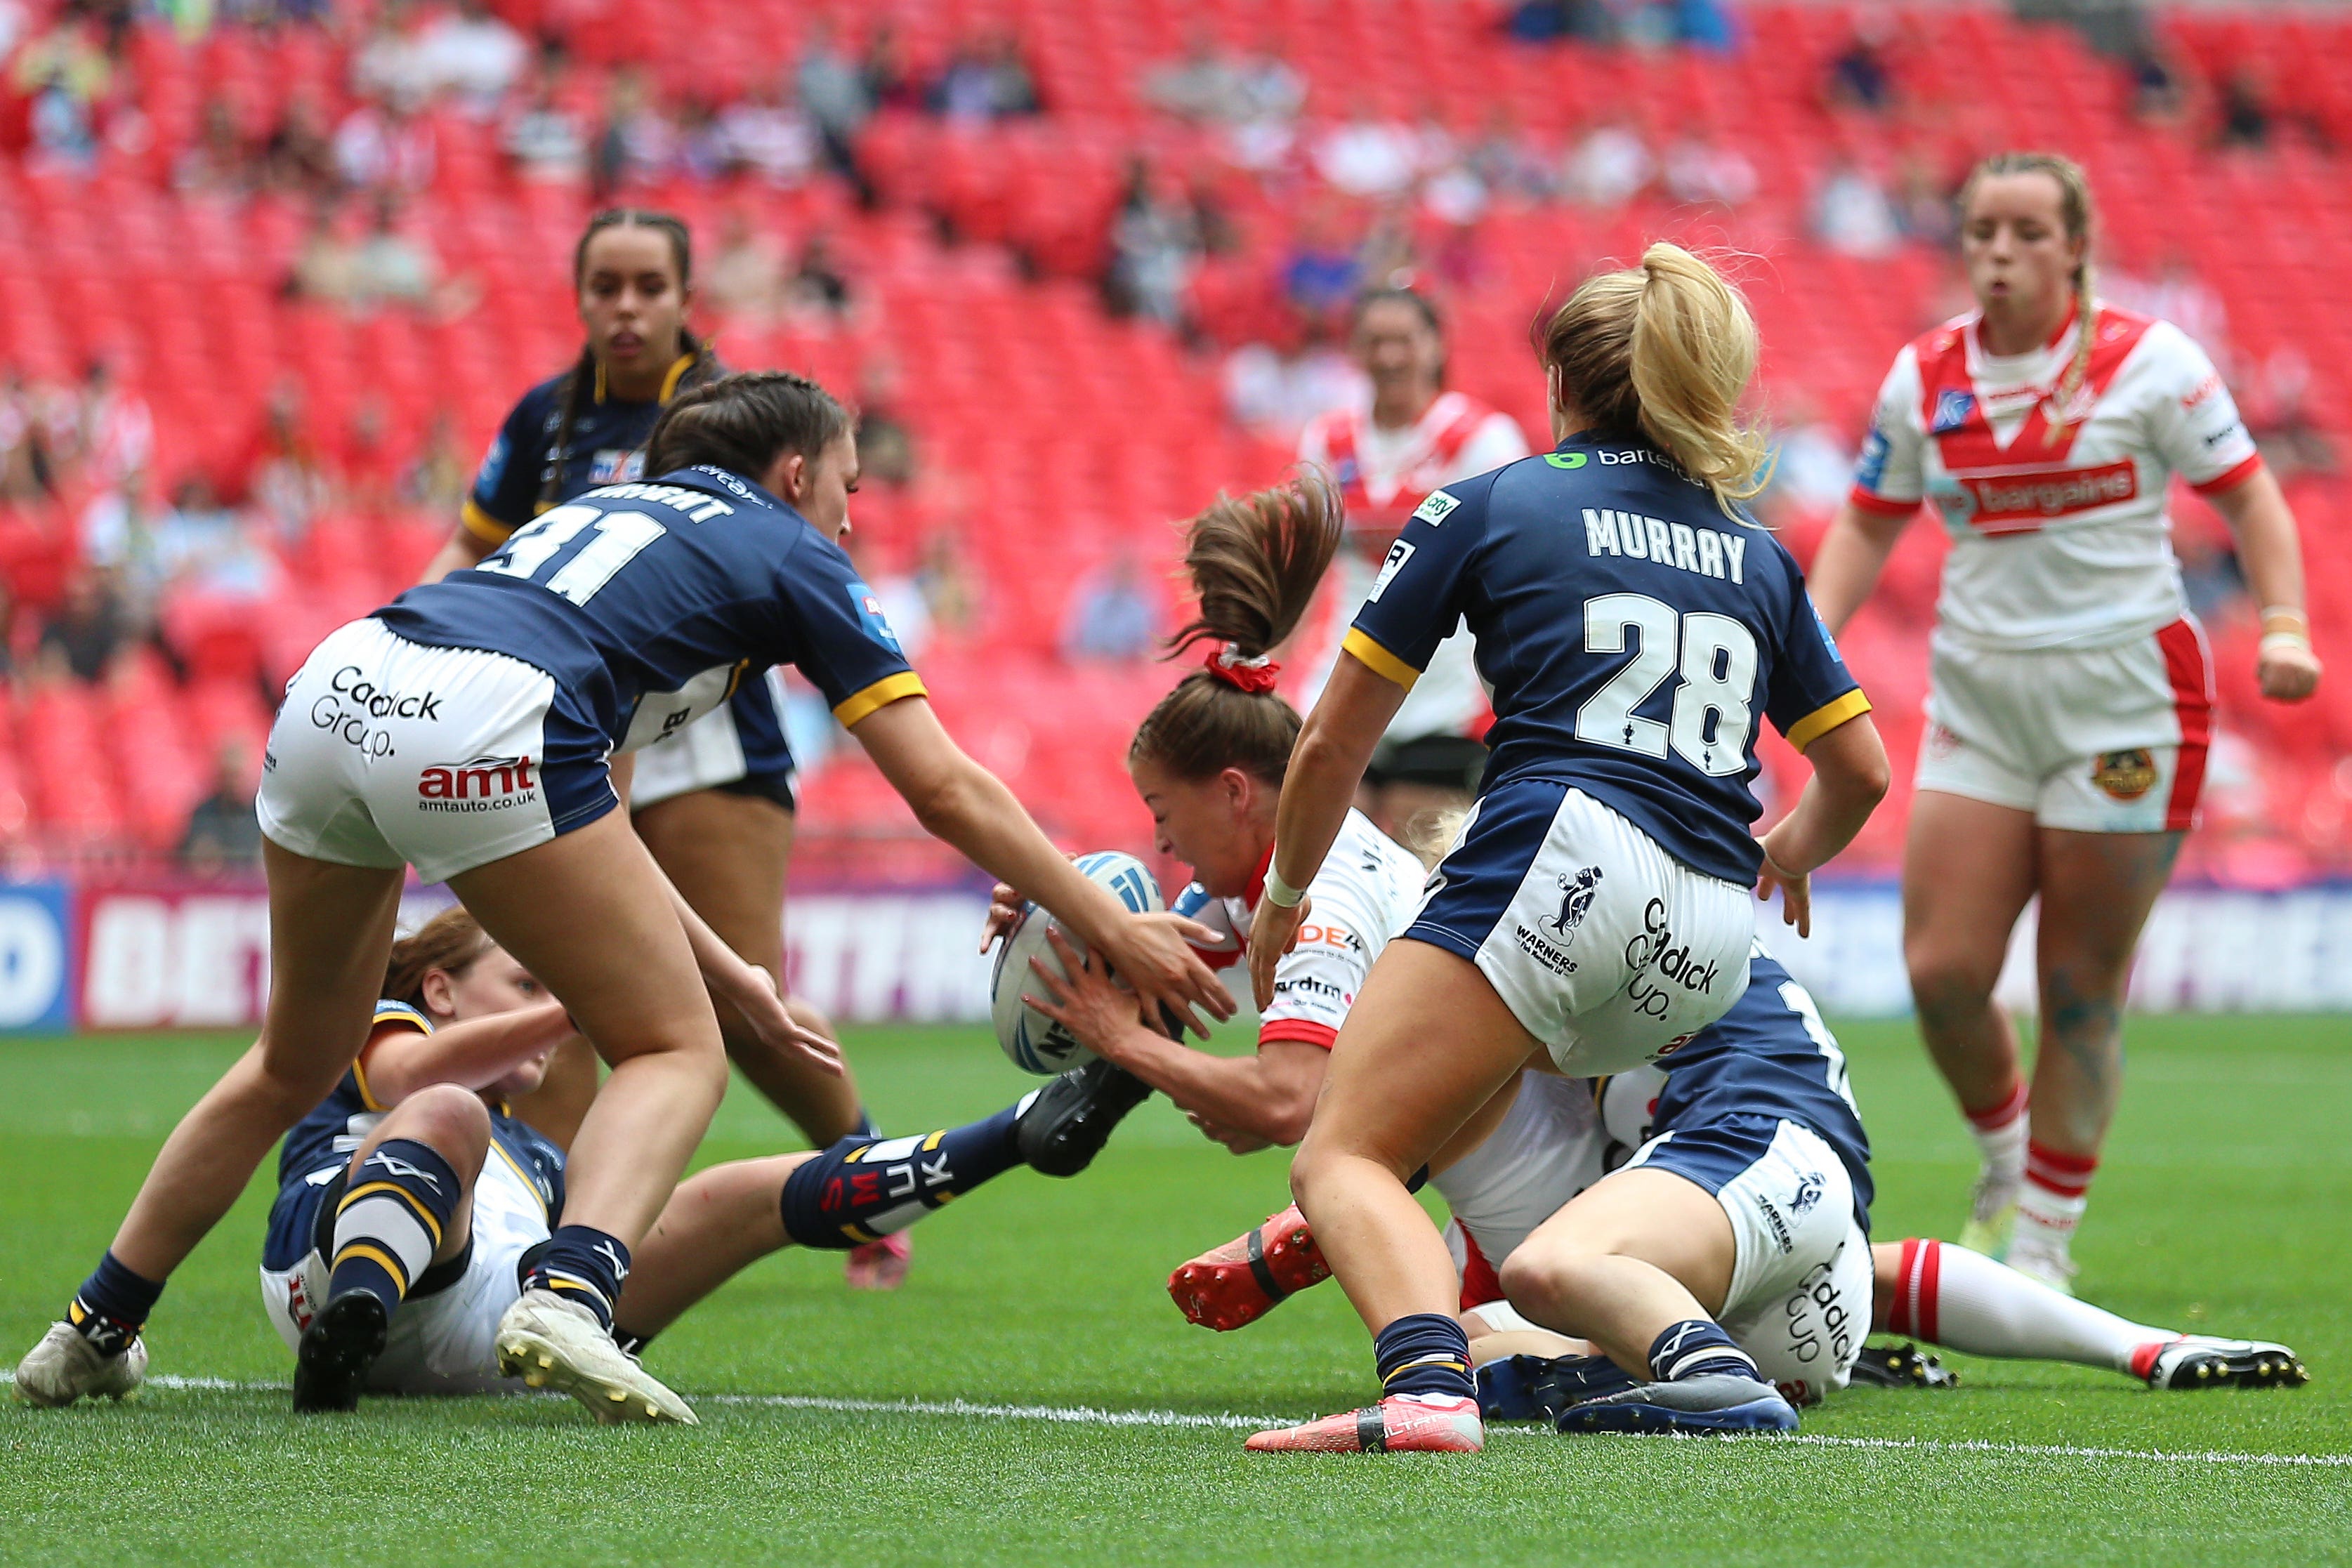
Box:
[415,212,886,1283]
[14,371,1231,1416]
[1244,245,1890,1453]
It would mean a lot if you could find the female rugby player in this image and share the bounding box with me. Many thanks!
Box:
[15,371,1230,1416]
[254,908,1142,1421]
[418,212,885,1282]
[1242,244,1891,1454]
[1808,153,2323,1291]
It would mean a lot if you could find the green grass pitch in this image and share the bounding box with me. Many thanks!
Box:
[2,1015,2348,1565]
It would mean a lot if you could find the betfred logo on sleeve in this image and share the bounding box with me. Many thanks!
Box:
[846,580,904,652]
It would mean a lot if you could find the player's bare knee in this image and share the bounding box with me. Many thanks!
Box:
[376,1083,492,1172]
[1497,1245,1580,1319]
[1907,950,2000,1031]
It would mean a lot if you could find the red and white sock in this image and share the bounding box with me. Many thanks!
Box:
[1962,1080,2030,1192]
[1883,1237,2166,1375]
[2014,1140,2097,1255]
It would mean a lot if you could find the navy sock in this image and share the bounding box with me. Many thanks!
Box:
[1647,1319,1761,1383]
[1374,1312,1476,1402]
[523,1225,632,1331]
[329,1139,464,1316]
[68,1251,164,1355]
[849,1107,883,1140]
[780,1106,1023,1249]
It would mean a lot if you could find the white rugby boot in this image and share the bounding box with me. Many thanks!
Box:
[13,1322,147,1407]
[495,1288,698,1425]
[1957,1168,2018,1260]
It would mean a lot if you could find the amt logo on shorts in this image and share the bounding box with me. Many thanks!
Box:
[310,666,442,760]
[416,756,540,813]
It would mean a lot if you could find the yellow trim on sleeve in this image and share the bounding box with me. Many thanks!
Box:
[461,498,516,543]
[1341,628,1422,692]
[350,1053,386,1113]
[832,671,928,728]
[1783,689,1874,753]
[372,1002,434,1035]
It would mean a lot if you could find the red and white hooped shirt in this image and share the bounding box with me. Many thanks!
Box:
[1172,808,1428,1051]
[1294,390,1530,739]
[1850,303,2262,652]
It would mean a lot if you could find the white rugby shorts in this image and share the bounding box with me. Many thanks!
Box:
[259,618,617,884]
[1917,618,2212,834]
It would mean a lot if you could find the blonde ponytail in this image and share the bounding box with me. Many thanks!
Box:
[1537,242,1770,518]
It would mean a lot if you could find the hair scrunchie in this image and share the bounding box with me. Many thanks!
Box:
[1202,643,1281,694]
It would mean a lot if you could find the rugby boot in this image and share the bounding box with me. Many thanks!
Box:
[845,1232,914,1291]
[1846,1341,1959,1390]
[1957,1170,2017,1261]
[12,1322,147,1407]
[2136,1336,2309,1390]
[1168,1204,1329,1331]
[496,1288,697,1425]
[1477,1352,1639,1422]
[1016,1058,1152,1178]
[1557,1373,1800,1435]
[1246,1393,1484,1454]
[291,1290,388,1414]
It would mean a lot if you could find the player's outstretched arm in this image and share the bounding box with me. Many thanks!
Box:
[360,1000,581,1106]
[1805,500,1912,635]
[853,695,1233,1036]
[1756,713,1890,938]
[2204,464,2323,702]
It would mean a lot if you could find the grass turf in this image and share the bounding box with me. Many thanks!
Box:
[1,1015,2348,1565]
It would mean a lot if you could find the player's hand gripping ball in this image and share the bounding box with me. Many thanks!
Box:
[990,851,1163,1074]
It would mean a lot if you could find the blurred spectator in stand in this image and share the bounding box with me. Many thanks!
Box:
[1105,159,1203,327]
[1826,17,1896,112]
[1891,152,1957,248]
[1060,554,1158,663]
[334,95,435,195]
[78,360,150,493]
[350,5,431,108]
[2216,67,2271,150]
[1282,204,1362,326]
[916,529,976,636]
[1355,204,1419,292]
[1504,1,1612,44]
[402,410,472,515]
[862,21,923,113]
[414,0,526,117]
[234,378,332,539]
[287,202,362,304]
[1461,107,1555,206]
[175,97,255,195]
[1759,399,1853,525]
[854,357,919,487]
[1813,159,1901,256]
[674,95,730,183]
[930,29,1042,122]
[789,230,853,320]
[0,371,58,501]
[10,8,110,105]
[2122,34,2185,124]
[26,68,99,170]
[2242,349,2339,482]
[37,567,125,685]
[2174,525,2248,626]
[350,195,476,317]
[178,738,264,875]
[339,398,401,515]
[705,209,790,325]
[263,89,339,198]
[1222,332,1358,444]
[796,22,871,178]
[589,66,674,197]
[721,79,816,186]
[0,580,20,685]
[1315,107,1421,199]
[1145,32,1304,134]
[1662,133,1755,208]
[79,470,157,618]
[1561,115,1652,206]
[2108,252,2227,356]
[504,77,587,183]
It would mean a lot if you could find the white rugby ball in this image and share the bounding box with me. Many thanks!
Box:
[992,850,1163,1075]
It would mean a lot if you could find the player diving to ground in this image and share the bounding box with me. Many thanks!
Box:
[15,370,1230,1417]
[1237,244,1890,1453]
[257,907,1131,1418]
[1169,944,2306,1418]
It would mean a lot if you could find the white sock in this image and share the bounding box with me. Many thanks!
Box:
[2014,1140,2096,1256]
[1884,1238,2167,1374]
[1963,1081,2029,1190]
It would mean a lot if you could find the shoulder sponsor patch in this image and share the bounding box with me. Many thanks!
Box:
[1852,423,1890,491]
[1410,489,1459,525]
[1365,539,1414,603]
[1930,390,1977,434]
[846,580,905,652]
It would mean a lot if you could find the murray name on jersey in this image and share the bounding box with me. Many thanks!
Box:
[1580,508,1750,583]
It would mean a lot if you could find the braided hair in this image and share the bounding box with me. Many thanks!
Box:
[1959,152,2098,447]
[537,208,723,513]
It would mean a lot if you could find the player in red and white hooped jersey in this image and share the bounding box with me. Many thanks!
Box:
[1291,289,1530,848]
[987,473,1426,1165]
[1810,152,2323,1293]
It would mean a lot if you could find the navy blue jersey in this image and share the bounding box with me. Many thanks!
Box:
[1637,948,1874,1231]
[464,355,702,545]
[379,466,926,750]
[266,1000,567,1270]
[1346,435,1870,883]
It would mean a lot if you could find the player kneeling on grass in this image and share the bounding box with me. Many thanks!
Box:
[1171,946,2306,1421]
[29,906,1136,1421]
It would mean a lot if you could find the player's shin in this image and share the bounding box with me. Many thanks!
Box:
[327,1140,465,1315]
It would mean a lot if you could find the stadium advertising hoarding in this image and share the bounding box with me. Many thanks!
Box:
[14,880,2352,1031]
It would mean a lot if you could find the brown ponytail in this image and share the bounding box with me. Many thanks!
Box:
[1130,472,1343,784]
[383,905,497,1013]
[1959,152,2097,446]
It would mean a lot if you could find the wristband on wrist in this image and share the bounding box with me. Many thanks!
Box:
[1262,866,1306,908]
[2260,631,2313,657]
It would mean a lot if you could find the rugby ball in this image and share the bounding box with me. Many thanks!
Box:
[991,850,1164,1075]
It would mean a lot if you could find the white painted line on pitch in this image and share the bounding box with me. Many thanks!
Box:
[15,1374,2346,1468]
